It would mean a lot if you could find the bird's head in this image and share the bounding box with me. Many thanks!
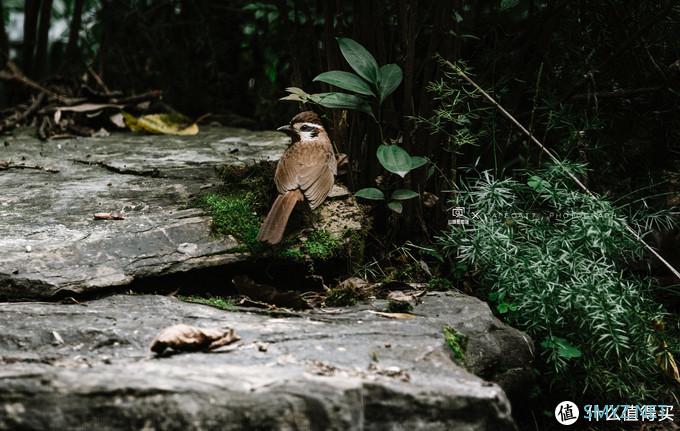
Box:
[277,111,325,143]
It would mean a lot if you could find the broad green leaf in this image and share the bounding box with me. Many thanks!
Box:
[391,189,419,200]
[336,37,379,84]
[426,165,435,180]
[388,201,403,214]
[500,0,520,10]
[497,303,509,314]
[377,64,403,103]
[377,144,413,177]
[541,336,582,359]
[309,92,372,115]
[355,187,385,200]
[410,156,428,170]
[313,71,375,97]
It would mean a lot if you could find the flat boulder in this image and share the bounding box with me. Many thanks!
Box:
[0,291,528,430]
[0,128,362,299]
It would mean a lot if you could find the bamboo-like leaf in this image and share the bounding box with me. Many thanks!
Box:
[336,37,379,84]
[313,71,375,97]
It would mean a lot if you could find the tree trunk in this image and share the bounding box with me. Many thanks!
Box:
[35,0,53,78]
[23,0,40,77]
[0,0,9,66]
[64,0,85,65]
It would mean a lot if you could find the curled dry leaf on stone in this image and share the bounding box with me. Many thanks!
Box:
[150,324,240,356]
[122,112,199,136]
[93,212,125,220]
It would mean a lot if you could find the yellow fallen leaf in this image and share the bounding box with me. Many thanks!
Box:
[122,112,143,132]
[123,112,199,136]
[656,342,680,384]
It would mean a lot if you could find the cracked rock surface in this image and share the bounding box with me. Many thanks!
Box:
[0,292,527,430]
[0,128,301,299]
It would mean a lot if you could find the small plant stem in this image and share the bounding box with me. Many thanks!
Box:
[444,59,680,282]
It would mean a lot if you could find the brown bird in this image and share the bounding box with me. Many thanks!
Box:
[257,111,337,244]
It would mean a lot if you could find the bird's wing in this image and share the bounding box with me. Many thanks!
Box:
[275,141,335,208]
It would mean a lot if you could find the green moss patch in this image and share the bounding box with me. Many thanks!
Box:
[177,295,235,310]
[200,192,262,252]
[443,325,468,366]
[281,229,342,261]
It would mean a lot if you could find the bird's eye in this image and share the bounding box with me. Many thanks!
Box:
[300,125,312,132]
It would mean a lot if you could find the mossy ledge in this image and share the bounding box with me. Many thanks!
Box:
[196,161,368,270]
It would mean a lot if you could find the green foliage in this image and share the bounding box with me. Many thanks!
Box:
[281,37,402,118]
[354,188,385,200]
[336,37,379,84]
[354,144,424,213]
[280,37,424,216]
[376,144,416,178]
[443,325,468,366]
[177,295,235,311]
[313,71,375,96]
[391,189,419,200]
[541,336,583,360]
[413,59,491,159]
[376,64,403,103]
[437,165,675,400]
[387,201,403,214]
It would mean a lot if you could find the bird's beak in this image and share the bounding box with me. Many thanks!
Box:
[277,125,297,137]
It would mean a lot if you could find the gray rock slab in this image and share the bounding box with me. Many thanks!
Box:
[0,291,524,430]
[0,128,290,299]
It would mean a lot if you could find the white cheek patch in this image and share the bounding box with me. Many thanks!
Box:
[299,131,317,140]
[297,123,322,141]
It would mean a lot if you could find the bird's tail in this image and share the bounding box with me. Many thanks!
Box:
[257,189,304,245]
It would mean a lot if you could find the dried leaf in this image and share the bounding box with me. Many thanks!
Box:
[280,94,303,102]
[123,112,199,136]
[150,324,240,355]
[366,310,415,319]
[656,344,680,384]
[93,212,125,220]
[55,103,122,113]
